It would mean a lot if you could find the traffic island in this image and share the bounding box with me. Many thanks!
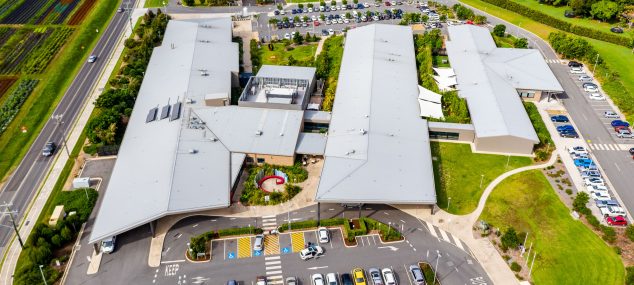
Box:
[187,226,264,262]
[419,262,441,285]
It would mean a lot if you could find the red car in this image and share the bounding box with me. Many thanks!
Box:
[314,21,320,26]
[614,125,630,132]
[606,216,628,226]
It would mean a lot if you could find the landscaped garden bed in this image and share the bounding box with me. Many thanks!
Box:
[239,162,308,205]
[188,226,264,261]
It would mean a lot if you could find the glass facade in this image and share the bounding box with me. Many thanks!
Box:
[429,131,459,140]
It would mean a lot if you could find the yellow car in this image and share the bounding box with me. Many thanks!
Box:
[352,268,366,285]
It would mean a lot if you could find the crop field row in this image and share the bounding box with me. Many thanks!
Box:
[0,0,81,25]
[21,27,74,74]
[0,79,38,134]
[68,0,96,25]
[0,28,54,75]
[0,1,21,20]
[0,77,18,100]
[0,27,16,47]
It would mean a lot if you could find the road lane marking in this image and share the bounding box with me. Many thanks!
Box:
[266,260,281,265]
[160,260,185,264]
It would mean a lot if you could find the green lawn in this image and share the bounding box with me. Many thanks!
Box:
[480,170,624,285]
[432,55,450,67]
[508,0,631,36]
[431,142,532,215]
[144,0,167,8]
[260,42,317,65]
[0,0,119,182]
[458,0,634,121]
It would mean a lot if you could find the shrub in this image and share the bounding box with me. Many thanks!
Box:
[614,246,622,255]
[493,24,506,37]
[320,218,346,226]
[278,220,318,232]
[600,225,617,243]
[626,225,634,242]
[626,266,634,285]
[218,226,263,237]
[501,227,520,251]
[343,219,368,242]
[363,217,402,241]
[565,189,573,195]
[573,192,590,212]
[510,262,522,272]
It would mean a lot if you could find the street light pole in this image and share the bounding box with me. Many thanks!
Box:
[592,53,600,75]
[447,197,451,211]
[479,174,484,189]
[52,115,71,157]
[39,265,48,285]
[1,202,24,249]
[433,250,441,283]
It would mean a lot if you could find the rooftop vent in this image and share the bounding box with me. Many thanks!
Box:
[146,107,158,123]
[210,137,218,142]
[160,104,171,120]
[170,102,182,121]
[189,149,198,154]
[200,70,209,76]
[255,130,263,136]
[359,129,367,135]
[346,149,356,155]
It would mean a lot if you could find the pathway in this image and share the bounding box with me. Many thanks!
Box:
[397,153,558,285]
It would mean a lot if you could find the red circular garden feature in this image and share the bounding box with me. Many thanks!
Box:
[257,175,286,193]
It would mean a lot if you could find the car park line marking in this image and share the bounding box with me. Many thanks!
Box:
[451,233,465,251]
[424,221,438,238]
[403,264,414,285]
[268,275,284,280]
[615,162,622,172]
[262,215,276,218]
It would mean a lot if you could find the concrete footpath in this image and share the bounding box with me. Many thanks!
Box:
[0,4,146,285]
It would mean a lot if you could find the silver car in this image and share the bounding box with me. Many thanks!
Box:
[369,268,384,285]
[604,111,619,119]
[409,265,425,285]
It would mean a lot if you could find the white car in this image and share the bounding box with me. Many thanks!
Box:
[617,129,634,138]
[578,75,593,82]
[284,33,291,40]
[312,273,325,285]
[584,177,605,187]
[308,7,313,12]
[300,245,324,260]
[317,227,330,243]
[280,10,286,15]
[570,67,584,74]
[584,85,598,92]
[601,205,626,217]
[312,15,317,21]
[343,18,350,23]
[591,191,611,201]
[328,29,334,35]
[381,268,397,285]
[101,236,116,254]
[87,55,97,63]
[364,2,370,7]
[588,185,609,194]
[568,146,588,156]
[325,273,338,285]
[588,93,606,100]
[604,111,619,118]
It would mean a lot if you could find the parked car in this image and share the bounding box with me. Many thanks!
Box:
[601,205,627,217]
[578,75,593,82]
[227,280,238,285]
[253,234,264,251]
[352,268,367,285]
[604,111,619,118]
[560,131,579,138]
[550,115,569,122]
[574,158,594,167]
[409,265,426,285]
[299,245,324,260]
[607,216,628,226]
[588,93,606,100]
[584,177,605,187]
[617,129,634,138]
[571,152,589,159]
[568,146,588,155]
[581,170,601,178]
[610,27,624,33]
[587,185,609,194]
[583,85,598,92]
[101,236,116,254]
[318,227,330,243]
[596,200,620,209]
[257,276,268,285]
[42,141,56,157]
[325,273,338,285]
[381,268,397,285]
[556,125,575,132]
[341,274,354,285]
[568,60,583,67]
[630,147,634,155]
[570,67,584,74]
[286,277,298,285]
[312,274,325,285]
[591,191,611,201]
[611,120,630,127]
[368,268,384,285]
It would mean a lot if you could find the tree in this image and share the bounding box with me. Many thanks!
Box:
[354,0,359,4]
[346,12,352,19]
[293,32,304,45]
[422,15,429,23]
[514,37,528,48]
[277,3,282,10]
[287,55,298,66]
[331,0,336,6]
[320,1,326,6]
[269,18,279,25]
[342,0,348,4]
[308,3,314,8]
[493,24,506,37]
[183,0,195,6]
[573,192,590,212]
[320,13,326,21]
[568,0,586,16]
[590,0,620,21]
[298,3,304,9]
[473,15,487,24]
[305,32,311,42]
[500,227,520,251]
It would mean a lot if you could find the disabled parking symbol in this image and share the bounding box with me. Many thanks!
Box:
[228,252,236,259]
[254,250,262,257]
[282,247,290,254]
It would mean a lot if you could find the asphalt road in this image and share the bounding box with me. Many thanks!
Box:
[0,0,136,258]
[66,204,491,285]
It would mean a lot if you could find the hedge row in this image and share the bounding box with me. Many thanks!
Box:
[343,218,367,242]
[478,0,633,48]
[364,218,403,241]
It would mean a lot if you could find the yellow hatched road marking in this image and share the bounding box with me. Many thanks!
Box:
[264,235,280,255]
[290,232,305,252]
[237,237,251,258]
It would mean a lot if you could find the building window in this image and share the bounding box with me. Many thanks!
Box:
[429,131,459,140]
[257,158,265,164]
[245,157,254,163]
[518,91,535,98]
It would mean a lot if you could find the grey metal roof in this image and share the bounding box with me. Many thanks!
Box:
[315,24,437,204]
[89,18,240,243]
[446,25,546,142]
[295,132,327,155]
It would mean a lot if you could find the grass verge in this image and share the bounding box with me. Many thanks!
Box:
[144,0,167,8]
[431,142,532,214]
[260,42,318,66]
[0,0,120,182]
[480,170,624,284]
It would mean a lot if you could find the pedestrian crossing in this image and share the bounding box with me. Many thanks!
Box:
[261,215,278,233]
[424,220,469,253]
[545,59,564,64]
[265,256,284,284]
[588,143,627,151]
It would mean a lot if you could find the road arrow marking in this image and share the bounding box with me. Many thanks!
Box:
[377,246,399,251]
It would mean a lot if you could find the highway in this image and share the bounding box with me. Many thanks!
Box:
[0,0,136,258]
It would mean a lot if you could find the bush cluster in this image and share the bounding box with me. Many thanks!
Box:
[14,189,98,285]
[523,102,553,161]
[250,39,262,74]
[363,217,402,241]
[479,0,633,47]
[315,36,344,111]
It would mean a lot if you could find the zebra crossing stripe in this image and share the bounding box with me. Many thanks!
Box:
[439,228,451,243]
[268,275,284,280]
[425,221,438,238]
[451,233,465,251]
[265,256,280,260]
